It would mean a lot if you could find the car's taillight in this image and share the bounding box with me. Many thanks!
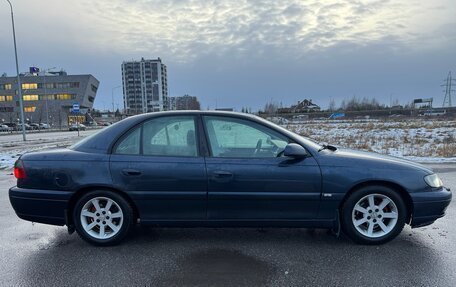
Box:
[14,160,26,179]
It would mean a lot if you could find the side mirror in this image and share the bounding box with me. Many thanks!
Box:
[283,143,308,158]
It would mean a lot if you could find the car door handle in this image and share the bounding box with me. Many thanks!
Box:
[213,171,233,179]
[122,169,142,176]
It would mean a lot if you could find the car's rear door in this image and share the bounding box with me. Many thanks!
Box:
[110,115,207,221]
[202,115,321,220]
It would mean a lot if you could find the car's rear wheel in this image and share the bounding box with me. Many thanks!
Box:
[73,191,133,246]
[341,185,407,244]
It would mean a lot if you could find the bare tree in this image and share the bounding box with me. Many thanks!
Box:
[328,98,336,111]
[340,96,384,111]
[263,101,279,115]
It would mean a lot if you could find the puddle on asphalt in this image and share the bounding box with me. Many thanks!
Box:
[157,248,275,287]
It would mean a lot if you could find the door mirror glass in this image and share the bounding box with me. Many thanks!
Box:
[283,143,308,158]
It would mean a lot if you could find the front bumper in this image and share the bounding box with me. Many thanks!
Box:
[410,187,452,228]
[9,186,72,226]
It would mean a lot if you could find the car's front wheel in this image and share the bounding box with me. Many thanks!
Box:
[341,185,407,244]
[73,191,133,246]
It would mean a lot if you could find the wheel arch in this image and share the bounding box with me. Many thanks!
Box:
[339,180,413,223]
[66,186,139,227]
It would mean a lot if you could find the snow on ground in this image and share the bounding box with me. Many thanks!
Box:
[286,119,456,163]
[0,154,16,170]
[0,129,100,170]
[0,143,70,170]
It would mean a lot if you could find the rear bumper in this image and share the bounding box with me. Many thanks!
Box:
[9,186,72,226]
[410,187,452,228]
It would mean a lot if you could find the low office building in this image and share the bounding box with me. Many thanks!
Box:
[0,70,99,126]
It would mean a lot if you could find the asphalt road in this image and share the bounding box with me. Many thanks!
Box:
[0,164,455,287]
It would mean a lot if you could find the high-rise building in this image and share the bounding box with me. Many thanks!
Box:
[0,70,99,126]
[121,57,168,115]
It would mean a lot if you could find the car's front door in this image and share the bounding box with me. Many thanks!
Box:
[110,115,207,221]
[203,116,322,220]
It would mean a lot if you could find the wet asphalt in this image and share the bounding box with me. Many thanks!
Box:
[0,164,455,287]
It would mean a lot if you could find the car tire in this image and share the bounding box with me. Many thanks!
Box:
[73,190,134,246]
[341,185,407,245]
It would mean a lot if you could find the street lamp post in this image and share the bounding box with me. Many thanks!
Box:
[44,72,48,126]
[42,67,56,127]
[112,85,121,114]
[112,85,121,113]
[5,0,26,141]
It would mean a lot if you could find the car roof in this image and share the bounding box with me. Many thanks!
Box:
[125,110,261,119]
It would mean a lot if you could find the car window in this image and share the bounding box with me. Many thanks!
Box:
[114,126,141,155]
[203,116,289,158]
[142,116,198,157]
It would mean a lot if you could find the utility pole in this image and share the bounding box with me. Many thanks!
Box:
[5,0,26,141]
[442,71,456,107]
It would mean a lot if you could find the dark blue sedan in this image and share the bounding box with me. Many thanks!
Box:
[9,111,452,245]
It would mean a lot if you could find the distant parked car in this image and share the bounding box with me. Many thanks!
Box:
[69,123,86,131]
[29,123,40,130]
[0,124,12,132]
[4,123,18,130]
[39,123,51,129]
[85,121,98,127]
[17,123,32,130]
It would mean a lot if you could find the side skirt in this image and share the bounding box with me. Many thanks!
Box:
[139,219,336,228]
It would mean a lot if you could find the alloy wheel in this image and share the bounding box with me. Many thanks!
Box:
[80,197,124,239]
[351,193,398,238]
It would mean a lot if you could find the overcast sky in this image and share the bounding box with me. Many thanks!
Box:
[1,0,455,111]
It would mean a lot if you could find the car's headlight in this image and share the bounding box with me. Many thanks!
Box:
[424,174,443,188]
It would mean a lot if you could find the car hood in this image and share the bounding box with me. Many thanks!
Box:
[319,148,434,174]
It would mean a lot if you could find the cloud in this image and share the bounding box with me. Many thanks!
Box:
[1,0,454,64]
[0,0,454,110]
[54,0,452,63]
